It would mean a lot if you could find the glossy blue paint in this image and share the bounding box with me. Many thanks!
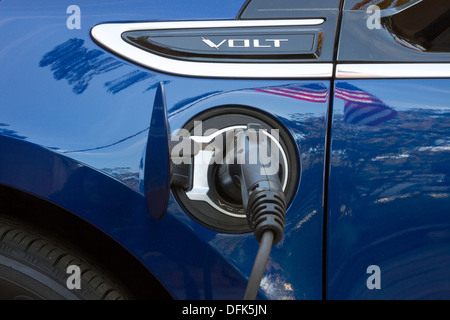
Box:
[0,135,249,299]
[166,82,330,299]
[3,0,450,301]
[0,0,247,191]
[0,1,329,299]
[328,79,450,299]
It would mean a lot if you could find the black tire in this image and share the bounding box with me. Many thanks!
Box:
[0,215,131,300]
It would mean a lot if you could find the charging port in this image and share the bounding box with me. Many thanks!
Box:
[171,106,299,234]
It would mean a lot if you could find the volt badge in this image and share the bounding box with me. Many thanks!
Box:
[201,37,288,50]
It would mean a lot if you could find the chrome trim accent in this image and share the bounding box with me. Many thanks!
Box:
[336,63,450,79]
[91,20,333,78]
[190,125,246,145]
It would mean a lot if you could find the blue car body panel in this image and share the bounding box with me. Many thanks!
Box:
[328,79,450,299]
[1,0,449,299]
[0,0,329,299]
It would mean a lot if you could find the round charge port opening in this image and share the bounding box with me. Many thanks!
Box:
[172,107,299,234]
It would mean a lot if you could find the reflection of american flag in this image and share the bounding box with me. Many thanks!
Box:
[352,0,400,10]
[336,82,397,126]
[255,83,329,103]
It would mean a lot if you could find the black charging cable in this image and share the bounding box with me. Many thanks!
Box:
[243,230,274,300]
[217,124,287,300]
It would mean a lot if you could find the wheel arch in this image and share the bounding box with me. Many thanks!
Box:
[0,135,172,299]
[0,183,172,299]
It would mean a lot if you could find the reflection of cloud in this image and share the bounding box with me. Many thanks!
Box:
[260,273,295,300]
[293,210,317,230]
[330,105,450,218]
[418,146,450,152]
[371,153,410,161]
[0,123,26,140]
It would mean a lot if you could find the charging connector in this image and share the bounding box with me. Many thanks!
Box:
[217,124,287,300]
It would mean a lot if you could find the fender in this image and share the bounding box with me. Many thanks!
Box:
[0,135,249,299]
[0,135,147,230]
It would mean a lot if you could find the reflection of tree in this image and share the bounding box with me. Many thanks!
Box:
[39,38,122,94]
[39,38,166,95]
[0,123,26,140]
[37,39,174,192]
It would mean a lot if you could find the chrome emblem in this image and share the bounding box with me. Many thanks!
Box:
[201,37,288,50]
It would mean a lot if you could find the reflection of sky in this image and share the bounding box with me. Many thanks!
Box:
[1,25,332,195]
[0,0,329,299]
[166,80,330,134]
[0,123,26,140]
[0,0,251,156]
[331,79,450,212]
[329,80,450,298]
[1,24,332,197]
[331,80,450,213]
[0,36,159,178]
[0,0,247,192]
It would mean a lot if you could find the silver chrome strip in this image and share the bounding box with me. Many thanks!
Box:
[336,63,450,79]
[91,20,333,79]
